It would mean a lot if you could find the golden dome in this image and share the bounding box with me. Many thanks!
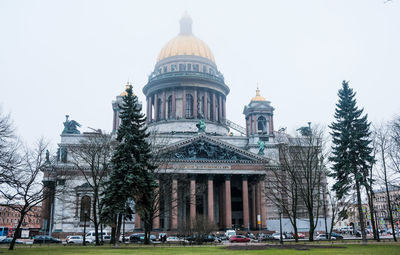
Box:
[120,82,135,97]
[157,13,215,63]
[251,88,266,102]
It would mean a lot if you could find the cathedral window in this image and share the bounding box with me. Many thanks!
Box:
[179,64,186,71]
[193,64,199,71]
[187,63,192,71]
[163,66,168,73]
[171,64,177,71]
[202,65,207,73]
[185,94,193,118]
[167,95,172,119]
[80,196,91,222]
[257,116,268,134]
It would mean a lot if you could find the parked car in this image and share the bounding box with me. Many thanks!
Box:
[66,235,83,244]
[203,235,221,243]
[158,233,167,241]
[316,234,336,240]
[258,233,275,241]
[119,235,130,242]
[216,233,227,240]
[225,230,236,239]
[85,231,109,244]
[129,233,145,243]
[166,236,182,243]
[284,233,294,239]
[330,232,344,240]
[33,235,62,244]
[246,233,255,239]
[229,235,251,243]
[102,235,112,243]
[272,233,285,240]
[295,233,305,239]
[0,238,23,244]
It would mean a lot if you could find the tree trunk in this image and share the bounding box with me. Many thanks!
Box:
[110,215,117,244]
[308,214,315,241]
[144,212,151,245]
[8,210,26,250]
[293,218,299,242]
[366,187,377,240]
[93,195,99,245]
[329,210,335,241]
[355,177,367,245]
[382,149,397,242]
[114,214,123,248]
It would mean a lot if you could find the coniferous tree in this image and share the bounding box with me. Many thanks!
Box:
[101,85,157,246]
[329,81,374,245]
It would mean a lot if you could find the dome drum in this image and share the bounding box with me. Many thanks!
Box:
[143,14,230,134]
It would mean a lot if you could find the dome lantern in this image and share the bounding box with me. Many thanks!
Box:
[180,12,193,35]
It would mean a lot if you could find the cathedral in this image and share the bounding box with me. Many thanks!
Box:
[42,14,293,235]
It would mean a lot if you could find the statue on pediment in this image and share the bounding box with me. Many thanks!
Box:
[258,140,265,155]
[196,120,206,133]
[62,115,81,134]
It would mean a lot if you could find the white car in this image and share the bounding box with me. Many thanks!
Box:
[272,233,285,240]
[166,236,183,243]
[316,234,336,240]
[225,230,236,239]
[85,231,109,243]
[66,235,83,244]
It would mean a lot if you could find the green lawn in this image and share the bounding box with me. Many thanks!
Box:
[0,244,399,255]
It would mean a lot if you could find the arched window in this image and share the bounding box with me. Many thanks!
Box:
[167,95,172,119]
[257,116,268,134]
[80,196,91,222]
[185,94,193,118]
[157,98,162,120]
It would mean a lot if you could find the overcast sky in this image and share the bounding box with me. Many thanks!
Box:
[1,0,399,149]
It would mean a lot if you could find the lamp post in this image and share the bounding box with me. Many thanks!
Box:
[83,209,88,246]
[278,207,283,245]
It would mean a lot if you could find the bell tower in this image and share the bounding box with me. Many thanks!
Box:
[243,88,274,144]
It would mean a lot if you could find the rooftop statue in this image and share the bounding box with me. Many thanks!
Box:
[62,115,81,134]
[45,149,50,163]
[297,122,312,137]
[196,120,206,133]
[257,140,265,155]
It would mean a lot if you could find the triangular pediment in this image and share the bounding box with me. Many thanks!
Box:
[159,134,268,163]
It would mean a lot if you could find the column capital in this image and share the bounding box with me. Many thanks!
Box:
[224,174,231,180]
[207,174,215,180]
[241,174,249,181]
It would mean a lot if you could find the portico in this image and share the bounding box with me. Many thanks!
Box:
[134,134,269,231]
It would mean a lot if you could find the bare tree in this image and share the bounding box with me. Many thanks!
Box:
[0,139,50,250]
[275,124,328,241]
[68,132,114,245]
[374,122,397,241]
[327,190,351,240]
[0,109,19,184]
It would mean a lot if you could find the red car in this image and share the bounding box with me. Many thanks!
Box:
[229,235,251,243]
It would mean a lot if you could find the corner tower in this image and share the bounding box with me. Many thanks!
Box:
[243,88,275,144]
[142,14,230,135]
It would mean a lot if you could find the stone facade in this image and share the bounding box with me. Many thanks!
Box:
[41,14,327,235]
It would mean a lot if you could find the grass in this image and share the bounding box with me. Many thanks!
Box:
[0,243,399,255]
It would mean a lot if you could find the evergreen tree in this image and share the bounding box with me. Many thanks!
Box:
[329,81,374,245]
[101,85,157,246]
